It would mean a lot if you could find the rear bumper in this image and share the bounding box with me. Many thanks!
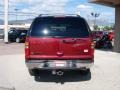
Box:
[26,60,94,70]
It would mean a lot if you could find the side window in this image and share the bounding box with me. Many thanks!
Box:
[9,30,14,34]
[28,22,34,36]
[9,30,17,34]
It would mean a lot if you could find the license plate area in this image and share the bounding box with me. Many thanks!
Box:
[54,61,67,67]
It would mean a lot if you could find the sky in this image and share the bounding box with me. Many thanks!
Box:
[0,0,115,23]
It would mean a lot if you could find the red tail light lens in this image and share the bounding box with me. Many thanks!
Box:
[91,42,95,49]
[25,41,29,49]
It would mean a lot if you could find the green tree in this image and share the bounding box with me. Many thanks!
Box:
[104,26,113,31]
[94,25,99,30]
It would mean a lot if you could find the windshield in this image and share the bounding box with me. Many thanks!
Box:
[30,17,90,38]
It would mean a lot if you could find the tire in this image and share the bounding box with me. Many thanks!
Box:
[108,42,113,49]
[80,69,90,75]
[28,69,39,76]
[16,38,20,43]
[28,69,35,76]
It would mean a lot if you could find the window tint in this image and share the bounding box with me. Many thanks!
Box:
[30,17,90,38]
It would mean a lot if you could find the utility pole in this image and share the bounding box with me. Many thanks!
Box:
[91,12,100,30]
[14,8,19,23]
[4,0,9,43]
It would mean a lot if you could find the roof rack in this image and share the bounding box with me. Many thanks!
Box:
[38,14,81,17]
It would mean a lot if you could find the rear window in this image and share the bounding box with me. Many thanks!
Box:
[30,17,90,38]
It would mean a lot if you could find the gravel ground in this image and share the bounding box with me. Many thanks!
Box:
[0,40,120,90]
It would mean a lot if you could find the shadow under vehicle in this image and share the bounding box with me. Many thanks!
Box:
[34,70,91,84]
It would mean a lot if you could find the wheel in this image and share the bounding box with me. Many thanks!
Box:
[28,69,39,76]
[80,69,90,75]
[16,38,20,43]
[108,42,113,49]
[28,69,37,76]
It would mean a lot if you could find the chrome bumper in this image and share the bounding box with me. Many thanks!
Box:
[26,60,94,70]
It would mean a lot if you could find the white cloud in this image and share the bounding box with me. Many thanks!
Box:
[75,4,94,15]
[0,0,71,20]
[98,12,115,22]
[0,0,115,22]
[77,5,93,10]
[20,0,69,14]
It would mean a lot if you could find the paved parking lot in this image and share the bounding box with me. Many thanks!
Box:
[0,39,120,90]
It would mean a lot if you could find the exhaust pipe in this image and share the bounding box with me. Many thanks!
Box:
[56,71,64,76]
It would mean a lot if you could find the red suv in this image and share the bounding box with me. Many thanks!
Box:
[25,14,94,76]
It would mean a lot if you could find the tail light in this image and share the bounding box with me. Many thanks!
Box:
[91,42,95,49]
[25,41,29,49]
[25,38,30,60]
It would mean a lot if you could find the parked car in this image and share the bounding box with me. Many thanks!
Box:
[92,31,104,41]
[108,31,114,41]
[0,29,4,39]
[8,29,28,43]
[25,14,94,76]
[95,34,113,49]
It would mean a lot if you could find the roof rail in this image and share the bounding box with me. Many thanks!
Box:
[38,14,81,17]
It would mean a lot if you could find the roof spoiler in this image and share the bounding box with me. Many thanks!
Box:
[38,14,81,17]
